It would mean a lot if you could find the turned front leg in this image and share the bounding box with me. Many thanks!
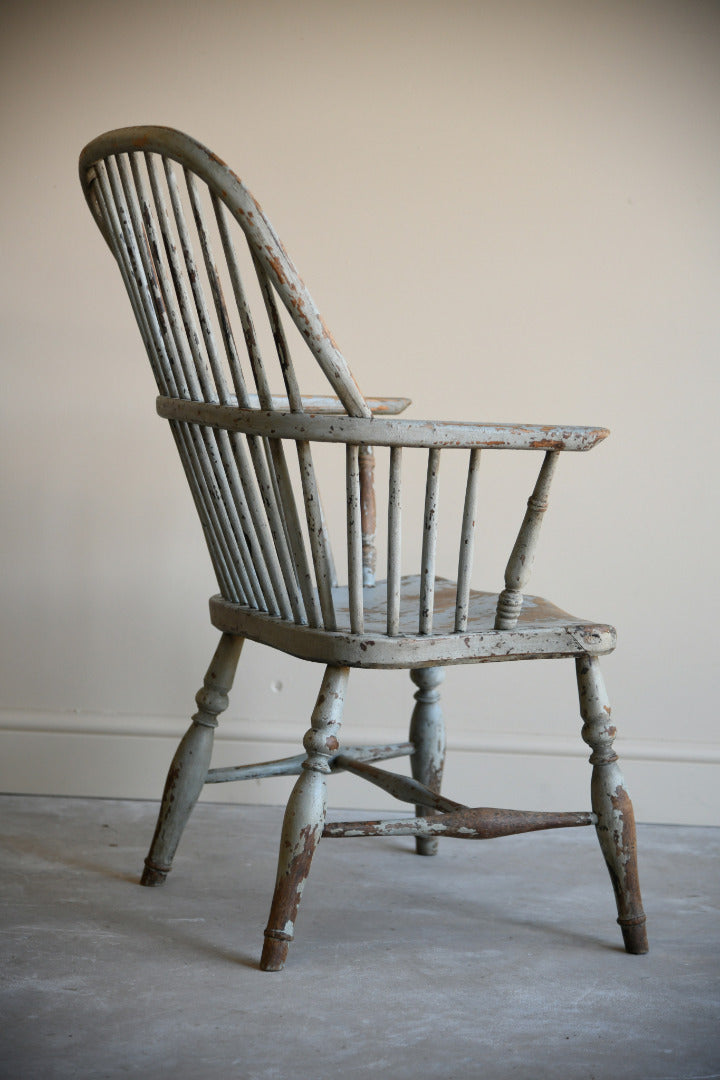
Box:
[261,666,349,971]
[410,668,446,856]
[577,655,648,954]
[141,634,244,886]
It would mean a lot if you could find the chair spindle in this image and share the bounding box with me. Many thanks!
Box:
[455,448,482,633]
[346,445,364,633]
[387,446,403,636]
[98,160,249,602]
[252,253,303,412]
[213,199,311,623]
[359,445,377,587]
[297,440,337,631]
[419,448,441,634]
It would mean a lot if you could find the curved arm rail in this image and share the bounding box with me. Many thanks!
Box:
[155,396,609,452]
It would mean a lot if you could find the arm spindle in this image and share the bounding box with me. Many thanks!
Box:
[347,444,364,633]
[359,445,377,587]
[419,448,441,634]
[387,447,403,636]
[455,448,482,632]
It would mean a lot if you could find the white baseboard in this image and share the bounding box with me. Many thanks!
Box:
[1,710,717,826]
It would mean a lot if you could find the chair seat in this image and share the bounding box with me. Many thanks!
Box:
[210,575,615,669]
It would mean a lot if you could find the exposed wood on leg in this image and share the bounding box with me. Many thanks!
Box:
[577,655,648,954]
[261,666,349,971]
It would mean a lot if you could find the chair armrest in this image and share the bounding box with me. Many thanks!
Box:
[156,397,609,452]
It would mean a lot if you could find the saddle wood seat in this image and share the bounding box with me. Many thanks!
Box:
[210,576,616,668]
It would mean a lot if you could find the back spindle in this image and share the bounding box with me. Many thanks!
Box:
[298,439,337,631]
[108,156,255,604]
[93,161,236,599]
[214,200,317,624]
[186,180,296,616]
[252,246,340,628]
[252,251,303,412]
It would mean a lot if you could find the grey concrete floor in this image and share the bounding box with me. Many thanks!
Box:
[1,795,718,1080]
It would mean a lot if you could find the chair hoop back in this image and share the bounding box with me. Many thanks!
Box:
[79,126,370,418]
[80,127,375,624]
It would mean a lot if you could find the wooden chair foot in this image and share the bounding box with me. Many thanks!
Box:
[140,859,169,887]
[620,918,649,955]
[260,934,291,972]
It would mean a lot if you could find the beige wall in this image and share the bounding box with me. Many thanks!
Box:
[1,0,718,823]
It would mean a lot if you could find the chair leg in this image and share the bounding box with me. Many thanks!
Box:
[576,655,648,954]
[140,633,244,887]
[261,665,349,971]
[409,667,446,856]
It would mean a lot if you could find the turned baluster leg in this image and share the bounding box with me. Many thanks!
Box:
[141,633,244,887]
[576,655,648,954]
[261,665,349,971]
[410,667,446,857]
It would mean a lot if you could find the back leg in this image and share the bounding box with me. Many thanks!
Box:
[576,655,648,954]
[141,633,244,886]
[409,667,446,856]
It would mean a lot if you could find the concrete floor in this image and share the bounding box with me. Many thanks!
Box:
[1,795,718,1080]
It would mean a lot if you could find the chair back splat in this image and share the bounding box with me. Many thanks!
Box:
[80,127,648,970]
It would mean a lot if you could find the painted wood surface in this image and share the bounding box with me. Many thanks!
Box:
[577,656,648,954]
[80,124,646,971]
[261,665,349,971]
[155,396,608,451]
[209,580,616,669]
[409,667,447,855]
[140,634,243,886]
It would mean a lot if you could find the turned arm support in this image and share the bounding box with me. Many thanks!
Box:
[495,450,559,630]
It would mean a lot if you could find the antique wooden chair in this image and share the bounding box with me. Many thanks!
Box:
[79,126,648,971]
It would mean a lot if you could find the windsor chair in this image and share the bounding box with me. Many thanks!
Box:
[79,126,648,971]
